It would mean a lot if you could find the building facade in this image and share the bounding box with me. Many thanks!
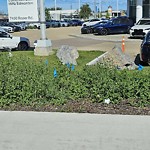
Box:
[49,10,79,20]
[127,0,150,23]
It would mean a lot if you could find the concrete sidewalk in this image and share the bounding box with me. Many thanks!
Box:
[0,111,150,150]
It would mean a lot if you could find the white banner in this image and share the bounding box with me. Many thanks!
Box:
[7,0,39,22]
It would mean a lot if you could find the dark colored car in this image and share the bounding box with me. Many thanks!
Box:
[0,22,21,32]
[94,16,133,35]
[71,19,84,26]
[64,20,78,26]
[46,20,61,28]
[81,20,108,34]
[140,31,150,65]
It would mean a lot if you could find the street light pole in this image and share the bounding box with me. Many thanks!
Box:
[55,0,56,10]
[117,0,118,17]
[99,0,102,17]
[94,0,97,18]
[40,0,46,40]
[79,0,80,12]
[34,0,53,56]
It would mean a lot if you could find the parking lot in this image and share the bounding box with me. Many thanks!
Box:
[11,26,142,60]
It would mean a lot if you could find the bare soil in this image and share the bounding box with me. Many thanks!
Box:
[1,100,150,115]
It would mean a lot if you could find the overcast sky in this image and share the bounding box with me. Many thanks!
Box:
[1,0,127,14]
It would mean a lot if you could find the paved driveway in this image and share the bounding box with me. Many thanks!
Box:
[12,26,142,58]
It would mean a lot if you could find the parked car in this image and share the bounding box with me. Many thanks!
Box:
[82,18,106,27]
[64,19,78,26]
[46,20,60,28]
[81,20,108,34]
[94,17,133,35]
[130,18,150,38]
[140,30,150,65]
[59,21,70,27]
[16,22,28,30]
[71,19,84,26]
[0,25,14,33]
[2,22,21,32]
[0,28,30,50]
[28,22,40,29]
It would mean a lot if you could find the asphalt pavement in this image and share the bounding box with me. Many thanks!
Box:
[0,111,150,150]
[12,27,142,58]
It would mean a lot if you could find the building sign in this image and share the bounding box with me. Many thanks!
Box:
[7,0,39,22]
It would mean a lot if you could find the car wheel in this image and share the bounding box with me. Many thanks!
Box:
[87,28,92,34]
[62,24,65,27]
[18,42,29,50]
[127,27,130,34]
[100,29,108,35]
[34,25,37,29]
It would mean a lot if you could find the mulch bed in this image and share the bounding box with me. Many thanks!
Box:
[1,100,150,115]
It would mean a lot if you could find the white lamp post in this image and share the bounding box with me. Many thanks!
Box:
[34,0,53,56]
[55,0,56,10]
[79,0,81,12]
[117,0,118,17]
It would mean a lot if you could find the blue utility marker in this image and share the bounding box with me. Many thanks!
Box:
[54,68,58,77]
[66,63,70,68]
[71,64,75,71]
[138,64,144,71]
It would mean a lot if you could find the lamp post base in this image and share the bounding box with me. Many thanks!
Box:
[34,39,54,56]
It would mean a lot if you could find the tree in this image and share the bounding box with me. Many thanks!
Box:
[105,11,110,19]
[45,8,51,20]
[49,7,62,10]
[79,4,92,19]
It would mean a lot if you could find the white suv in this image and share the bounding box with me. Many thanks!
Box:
[130,18,150,38]
[0,28,30,50]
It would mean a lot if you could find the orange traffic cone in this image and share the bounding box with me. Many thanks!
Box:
[122,36,125,52]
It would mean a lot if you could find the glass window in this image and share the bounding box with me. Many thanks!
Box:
[143,0,150,17]
[129,0,136,6]
[0,31,9,38]
[137,19,150,25]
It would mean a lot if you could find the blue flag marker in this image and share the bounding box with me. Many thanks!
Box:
[71,64,75,71]
[54,68,57,77]
[138,64,144,71]
[66,63,70,68]
[45,60,48,65]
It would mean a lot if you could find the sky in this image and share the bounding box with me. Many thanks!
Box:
[0,0,127,14]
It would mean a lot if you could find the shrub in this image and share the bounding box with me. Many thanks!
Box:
[0,53,149,108]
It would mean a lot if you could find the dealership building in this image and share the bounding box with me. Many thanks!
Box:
[127,0,150,22]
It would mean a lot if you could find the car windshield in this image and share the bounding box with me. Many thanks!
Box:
[136,20,150,25]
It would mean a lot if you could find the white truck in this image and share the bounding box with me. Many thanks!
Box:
[0,28,30,50]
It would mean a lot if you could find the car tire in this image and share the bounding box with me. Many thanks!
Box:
[87,28,92,34]
[34,25,37,29]
[18,42,29,50]
[62,24,65,27]
[100,29,108,35]
[127,27,130,34]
